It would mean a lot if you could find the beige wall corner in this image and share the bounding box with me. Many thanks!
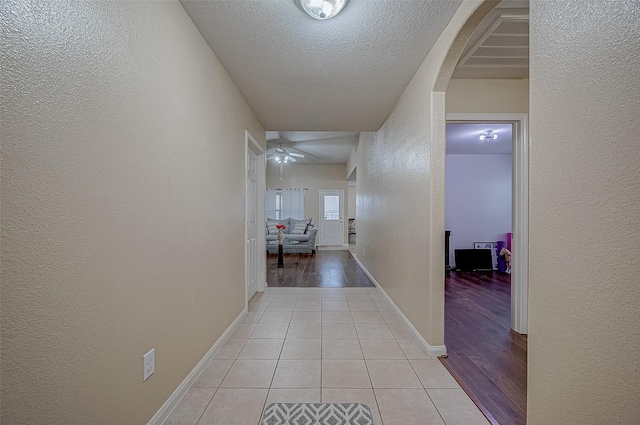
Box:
[528,0,640,423]
[347,186,357,219]
[0,2,264,424]
[346,141,358,180]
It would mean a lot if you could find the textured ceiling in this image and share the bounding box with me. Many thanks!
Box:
[180,0,462,131]
[446,123,513,154]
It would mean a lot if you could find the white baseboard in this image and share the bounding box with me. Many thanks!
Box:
[147,307,248,425]
[352,256,447,357]
[317,245,349,251]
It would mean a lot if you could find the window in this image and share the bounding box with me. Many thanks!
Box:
[323,195,340,220]
[266,188,304,220]
[275,192,283,219]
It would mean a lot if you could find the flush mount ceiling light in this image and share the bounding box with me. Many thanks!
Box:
[297,0,348,20]
[479,130,498,141]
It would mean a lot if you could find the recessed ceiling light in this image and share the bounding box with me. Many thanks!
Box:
[298,0,348,20]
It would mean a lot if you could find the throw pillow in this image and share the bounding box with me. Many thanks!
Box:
[290,219,306,230]
[266,221,278,235]
[291,222,307,235]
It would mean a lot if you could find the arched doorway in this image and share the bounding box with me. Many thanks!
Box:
[429,1,529,424]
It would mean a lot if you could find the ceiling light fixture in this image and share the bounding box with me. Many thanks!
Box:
[270,146,305,180]
[479,130,498,141]
[297,0,348,20]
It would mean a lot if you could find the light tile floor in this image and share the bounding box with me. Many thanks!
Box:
[164,287,488,425]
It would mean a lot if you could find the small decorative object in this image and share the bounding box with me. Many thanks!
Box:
[499,247,512,274]
[276,224,286,245]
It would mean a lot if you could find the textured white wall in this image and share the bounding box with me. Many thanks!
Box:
[348,186,357,219]
[0,2,264,423]
[346,142,358,179]
[528,0,640,423]
[445,154,512,267]
[355,1,487,346]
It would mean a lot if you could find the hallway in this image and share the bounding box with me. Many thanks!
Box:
[164,286,488,425]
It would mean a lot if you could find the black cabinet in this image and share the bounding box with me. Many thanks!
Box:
[445,230,451,276]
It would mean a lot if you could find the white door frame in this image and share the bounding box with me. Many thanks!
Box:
[446,113,529,334]
[245,131,266,306]
[318,189,345,246]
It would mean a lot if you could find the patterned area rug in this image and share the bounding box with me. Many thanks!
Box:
[261,403,374,425]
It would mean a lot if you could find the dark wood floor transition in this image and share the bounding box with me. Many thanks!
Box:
[267,250,374,287]
[441,271,528,425]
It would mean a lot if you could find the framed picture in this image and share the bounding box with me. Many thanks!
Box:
[474,242,498,270]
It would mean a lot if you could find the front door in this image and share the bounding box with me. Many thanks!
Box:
[246,147,259,301]
[319,190,344,246]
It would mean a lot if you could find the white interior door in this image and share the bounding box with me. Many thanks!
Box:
[246,147,259,301]
[319,190,344,246]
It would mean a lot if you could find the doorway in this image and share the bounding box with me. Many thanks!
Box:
[245,131,266,303]
[442,114,528,425]
[347,167,357,254]
[318,190,344,246]
[447,113,529,333]
[347,181,357,253]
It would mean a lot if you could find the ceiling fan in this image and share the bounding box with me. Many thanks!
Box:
[270,146,305,163]
[268,145,305,180]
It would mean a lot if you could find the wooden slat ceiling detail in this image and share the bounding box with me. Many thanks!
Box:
[458,15,529,69]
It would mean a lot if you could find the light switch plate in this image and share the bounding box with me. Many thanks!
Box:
[143,348,155,382]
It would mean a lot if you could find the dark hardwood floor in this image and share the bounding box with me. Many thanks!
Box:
[440,271,527,425]
[267,250,374,287]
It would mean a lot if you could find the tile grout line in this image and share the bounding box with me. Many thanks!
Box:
[357,315,385,425]
[215,288,436,425]
[262,294,293,415]
[192,388,217,425]
[194,335,251,425]
[320,299,323,403]
[424,388,449,425]
[258,289,296,424]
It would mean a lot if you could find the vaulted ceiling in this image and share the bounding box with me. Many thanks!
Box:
[266,131,359,164]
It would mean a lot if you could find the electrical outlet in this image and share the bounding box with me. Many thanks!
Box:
[143,348,155,382]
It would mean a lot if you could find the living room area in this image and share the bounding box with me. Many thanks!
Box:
[265,131,359,250]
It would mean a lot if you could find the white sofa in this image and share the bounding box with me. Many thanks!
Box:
[266,218,318,254]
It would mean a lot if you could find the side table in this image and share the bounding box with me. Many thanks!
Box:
[276,241,300,268]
